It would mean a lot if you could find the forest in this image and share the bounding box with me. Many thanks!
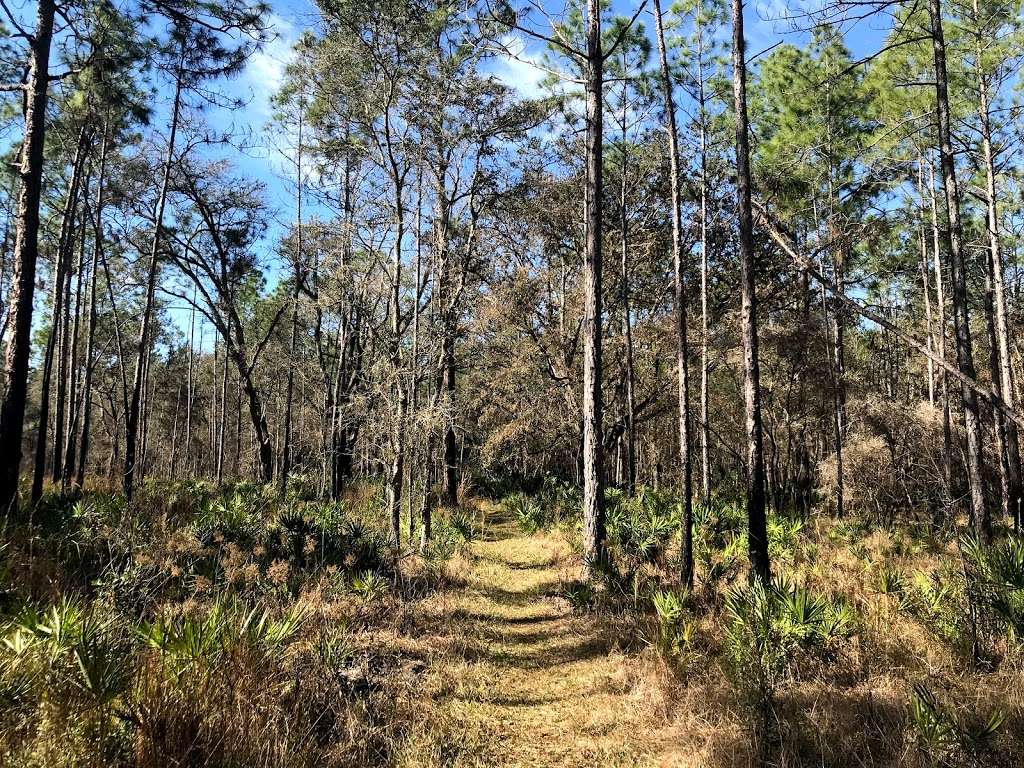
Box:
[1,0,1024,764]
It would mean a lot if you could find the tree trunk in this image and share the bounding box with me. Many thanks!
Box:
[234,376,242,477]
[826,145,846,519]
[387,184,405,550]
[618,81,636,497]
[432,160,460,511]
[983,239,1012,521]
[0,0,56,513]
[76,124,110,489]
[654,0,694,589]
[581,0,606,576]
[232,351,274,483]
[31,126,89,502]
[410,170,423,536]
[281,115,302,497]
[917,159,936,409]
[216,340,228,483]
[52,225,75,485]
[124,50,184,500]
[927,159,954,501]
[973,0,1021,527]
[441,331,458,507]
[138,344,152,481]
[927,0,989,541]
[698,25,712,509]
[184,290,196,477]
[731,0,771,582]
[62,216,88,486]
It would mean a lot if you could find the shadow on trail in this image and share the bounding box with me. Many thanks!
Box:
[469,582,561,607]
[468,635,615,671]
[474,551,554,570]
[449,608,562,627]
[451,690,573,707]
[412,502,666,767]
[477,627,570,645]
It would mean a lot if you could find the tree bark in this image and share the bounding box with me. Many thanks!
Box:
[917,159,936,409]
[927,0,989,541]
[76,123,110,489]
[927,159,954,500]
[62,212,89,486]
[31,126,89,502]
[731,0,771,582]
[281,115,302,497]
[52,221,75,485]
[441,333,458,507]
[409,168,423,536]
[618,69,636,497]
[972,0,1021,527]
[230,348,274,482]
[581,0,607,576]
[0,0,57,513]
[387,183,405,549]
[184,289,196,477]
[697,8,712,508]
[124,48,184,500]
[654,0,694,589]
[826,132,846,518]
[216,338,228,483]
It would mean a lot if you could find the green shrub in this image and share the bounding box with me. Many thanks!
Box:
[503,492,550,533]
[910,535,1024,665]
[139,608,226,673]
[650,588,694,660]
[284,472,321,502]
[909,684,1005,763]
[723,576,856,707]
[2,599,135,762]
[447,509,477,544]
[195,489,264,545]
[561,580,594,613]
[693,498,746,551]
[608,492,676,561]
[767,513,804,562]
[350,570,390,602]
[539,476,582,519]
[963,535,1024,645]
[874,564,910,609]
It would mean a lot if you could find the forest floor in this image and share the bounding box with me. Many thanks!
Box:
[7,483,1021,766]
[398,502,686,767]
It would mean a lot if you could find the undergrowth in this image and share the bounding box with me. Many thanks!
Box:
[0,479,461,767]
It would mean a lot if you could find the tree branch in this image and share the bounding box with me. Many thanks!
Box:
[753,198,1024,430]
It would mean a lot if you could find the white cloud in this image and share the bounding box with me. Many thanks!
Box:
[490,33,550,99]
[242,13,300,121]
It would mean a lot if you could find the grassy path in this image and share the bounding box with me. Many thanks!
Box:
[401,503,682,768]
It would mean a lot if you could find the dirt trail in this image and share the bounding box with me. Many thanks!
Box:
[404,503,681,768]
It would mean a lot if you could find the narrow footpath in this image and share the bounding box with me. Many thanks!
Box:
[404,503,686,767]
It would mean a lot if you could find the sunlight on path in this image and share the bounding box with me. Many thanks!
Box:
[401,503,679,768]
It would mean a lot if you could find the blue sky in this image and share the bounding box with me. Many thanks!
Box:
[224,0,895,229]
[160,0,900,346]
[3,0,900,348]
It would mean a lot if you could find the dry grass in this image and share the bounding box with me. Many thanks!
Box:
[4,486,1022,767]
[396,503,678,767]
[390,503,1023,768]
